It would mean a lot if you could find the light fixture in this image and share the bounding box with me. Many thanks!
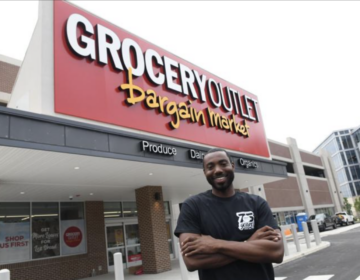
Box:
[20,192,25,195]
[154,192,161,201]
[258,188,261,192]
[149,173,153,176]
[74,167,80,170]
[90,193,94,196]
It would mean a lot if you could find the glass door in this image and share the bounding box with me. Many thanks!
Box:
[124,223,142,268]
[106,225,126,272]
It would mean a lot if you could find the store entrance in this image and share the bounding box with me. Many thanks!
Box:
[106,222,141,271]
[105,220,175,271]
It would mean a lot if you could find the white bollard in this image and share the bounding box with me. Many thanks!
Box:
[0,269,10,280]
[178,243,189,280]
[279,226,289,256]
[310,220,322,246]
[114,253,124,280]
[290,224,301,253]
[302,222,311,249]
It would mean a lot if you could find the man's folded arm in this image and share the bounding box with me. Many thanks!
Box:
[179,233,236,271]
[181,228,284,266]
[217,230,284,263]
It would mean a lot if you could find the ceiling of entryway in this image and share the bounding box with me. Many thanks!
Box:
[0,146,283,203]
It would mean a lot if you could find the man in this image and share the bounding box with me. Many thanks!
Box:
[174,148,284,280]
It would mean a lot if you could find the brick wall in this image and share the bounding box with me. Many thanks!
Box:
[136,186,171,274]
[264,177,303,208]
[300,151,323,166]
[268,141,292,159]
[0,201,108,280]
[0,61,19,94]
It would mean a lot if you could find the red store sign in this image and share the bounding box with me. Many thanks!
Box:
[54,1,270,158]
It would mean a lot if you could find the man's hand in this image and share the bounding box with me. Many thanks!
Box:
[247,226,281,242]
[181,235,219,257]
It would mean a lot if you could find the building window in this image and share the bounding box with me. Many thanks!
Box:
[353,129,360,144]
[60,202,86,256]
[0,202,86,265]
[303,166,325,178]
[349,183,356,197]
[340,185,351,198]
[350,166,360,180]
[336,137,343,151]
[0,203,31,264]
[324,139,339,155]
[341,135,354,150]
[345,168,352,181]
[32,202,60,259]
[104,202,122,219]
[346,150,358,165]
[123,202,137,217]
[337,169,347,184]
[354,181,360,196]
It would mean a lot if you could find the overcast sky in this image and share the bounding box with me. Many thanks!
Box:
[1,1,359,152]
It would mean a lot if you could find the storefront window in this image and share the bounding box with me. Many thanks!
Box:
[108,247,126,266]
[60,202,86,256]
[127,246,141,265]
[104,202,122,219]
[0,203,31,264]
[125,224,140,245]
[32,202,60,259]
[123,202,137,217]
[107,226,124,248]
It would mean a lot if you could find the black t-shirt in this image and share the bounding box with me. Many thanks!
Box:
[174,190,279,280]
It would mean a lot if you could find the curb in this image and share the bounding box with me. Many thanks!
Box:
[273,241,330,268]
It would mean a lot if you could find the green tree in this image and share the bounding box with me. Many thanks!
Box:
[354,198,360,215]
[343,197,353,215]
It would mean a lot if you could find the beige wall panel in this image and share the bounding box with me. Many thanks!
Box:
[307,179,332,205]
[264,177,303,208]
[0,61,19,94]
[268,142,292,159]
[300,152,323,166]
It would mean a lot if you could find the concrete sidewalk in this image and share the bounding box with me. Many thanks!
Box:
[87,241,328,280]
[86,224,360,280]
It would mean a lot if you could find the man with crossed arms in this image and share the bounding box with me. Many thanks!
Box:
[175,148,284,280]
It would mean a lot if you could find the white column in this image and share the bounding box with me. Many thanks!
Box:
[319,149,342,212]
[287,137,315,215]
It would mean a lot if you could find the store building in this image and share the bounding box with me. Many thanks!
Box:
[0,1,342,280]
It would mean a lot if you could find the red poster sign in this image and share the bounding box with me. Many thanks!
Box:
[54,1,270,158]
[63,226,82,248]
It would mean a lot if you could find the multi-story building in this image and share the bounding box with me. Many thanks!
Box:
[314,128,360,198]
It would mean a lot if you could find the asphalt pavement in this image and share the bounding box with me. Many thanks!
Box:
[274,224,360,280]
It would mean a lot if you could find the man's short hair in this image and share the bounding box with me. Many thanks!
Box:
[203,148,233,169]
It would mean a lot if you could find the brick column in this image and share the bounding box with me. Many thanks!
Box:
[135,186,171,274]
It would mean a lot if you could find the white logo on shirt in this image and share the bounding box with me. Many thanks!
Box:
[236,211,255,230]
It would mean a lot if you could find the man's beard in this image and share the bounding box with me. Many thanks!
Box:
[207,171,235,192]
